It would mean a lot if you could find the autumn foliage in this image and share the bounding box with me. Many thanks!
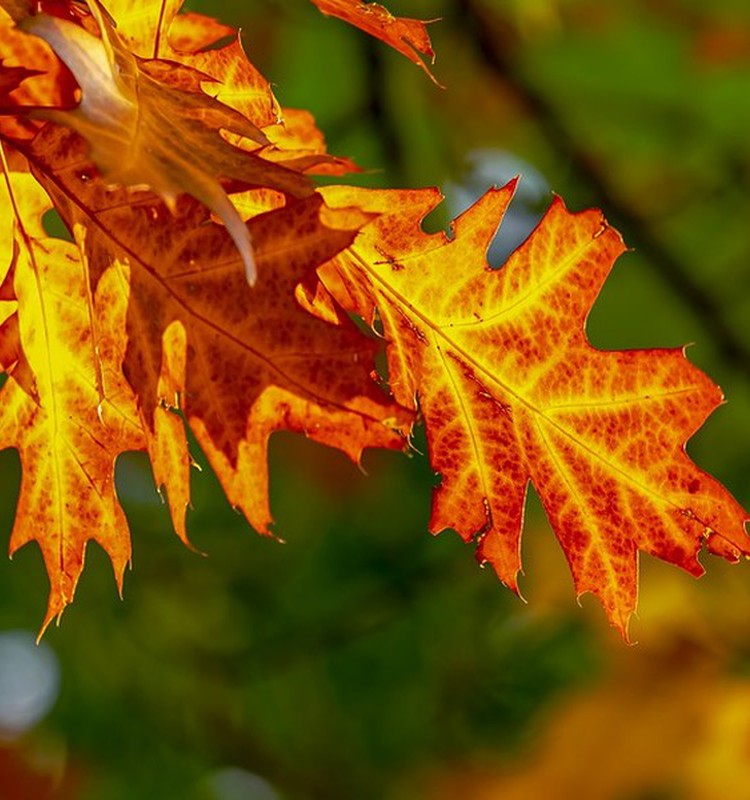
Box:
[0,0,747,639]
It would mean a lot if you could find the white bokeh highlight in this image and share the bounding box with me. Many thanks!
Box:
[0,630,60,738]
[208,767,279,800]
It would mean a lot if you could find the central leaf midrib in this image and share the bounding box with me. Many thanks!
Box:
[533,414,623,599]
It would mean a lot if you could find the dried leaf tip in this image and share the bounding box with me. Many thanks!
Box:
[210,189,257,285]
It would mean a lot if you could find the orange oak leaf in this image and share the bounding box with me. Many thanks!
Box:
[317,180,750,637]
[0,159,146,630]
[13,1,313,284]
[82,0,345,177]
[98,0,281,129]
[8,0,357,281]
[16,121,409,552]
[0,0,409,628]
[310,0,440,84]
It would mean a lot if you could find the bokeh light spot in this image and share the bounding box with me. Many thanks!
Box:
[207,767,279,800]
[0,631,60,738]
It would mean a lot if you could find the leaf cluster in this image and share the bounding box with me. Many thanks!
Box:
[0,0,747,640]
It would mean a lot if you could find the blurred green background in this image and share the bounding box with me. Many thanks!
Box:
[2,0,750,797]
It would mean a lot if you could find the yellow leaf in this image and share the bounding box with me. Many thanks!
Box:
[0,158,144,630]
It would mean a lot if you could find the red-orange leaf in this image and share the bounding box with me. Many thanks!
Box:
[19,122,409,544]
[318,180,750,637]
[310,0,440,84]
[99,0,282,129]
[9,0,356,281]
[0,0,412,629]
[20,3,311,284]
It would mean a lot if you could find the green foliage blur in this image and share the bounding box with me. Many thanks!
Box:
[1,1,750,798]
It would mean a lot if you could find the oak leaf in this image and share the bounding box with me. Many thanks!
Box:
[0,0,408,628]
[9,0,356,281]
[96,0,281,129]
[20,2,314,284]
[0,164,146,629]
[4,122,409,623]
[310,0,439,84]
[317,180,750,636]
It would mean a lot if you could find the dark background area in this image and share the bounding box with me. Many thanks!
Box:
[1,1,750,797]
